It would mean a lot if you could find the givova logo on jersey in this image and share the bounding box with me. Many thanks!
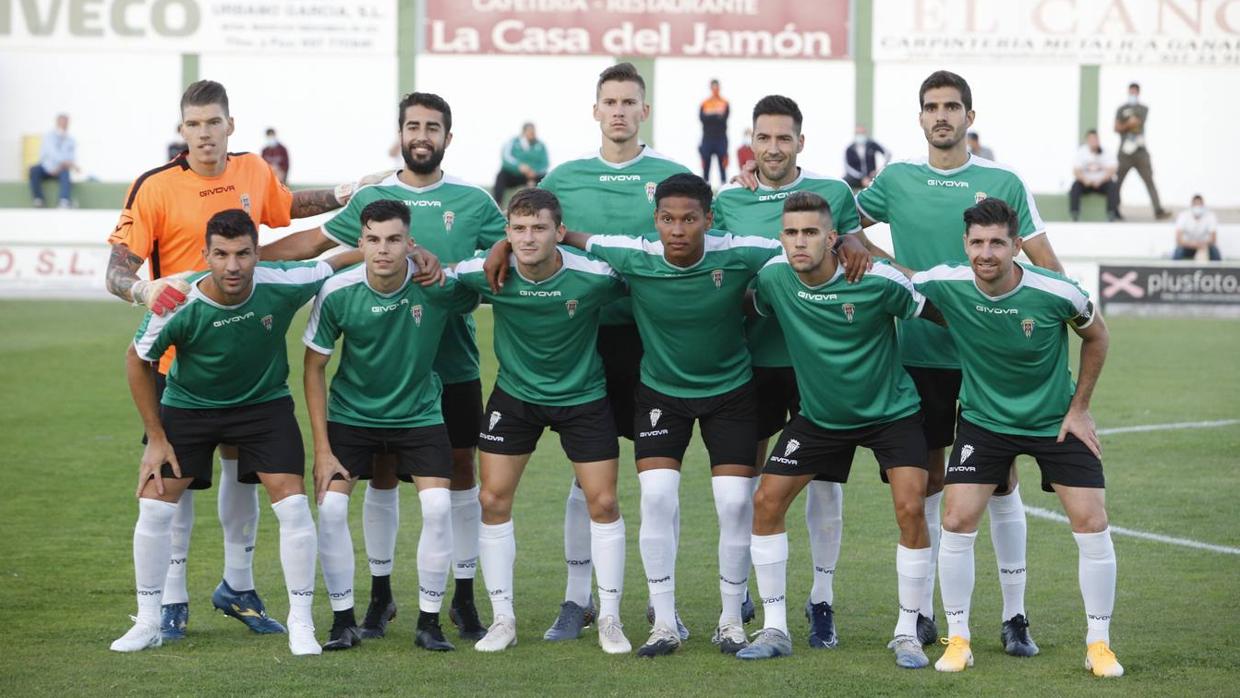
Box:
[480,411,504,442]
[639,408,669,438]
[769,438,800,465]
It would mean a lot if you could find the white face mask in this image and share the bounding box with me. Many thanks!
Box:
[1127,94,1139,105]
[266,137,278,147]
[1191,205,1205,217]
[854,134,867,146]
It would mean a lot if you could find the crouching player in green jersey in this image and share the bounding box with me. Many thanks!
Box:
[454,189,631,655]
[739,192,938,666]
[303,200,479,653]
[114,209,362,656]
[912,199,1121,678]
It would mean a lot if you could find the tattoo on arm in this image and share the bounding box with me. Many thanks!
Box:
[290,188,343,219]
[105,243,144,302]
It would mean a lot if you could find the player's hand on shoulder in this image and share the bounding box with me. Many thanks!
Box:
[133,272,193,316]
[484,239,514,293]
[730,160,759,191]
[313,451,350,504]
[1057,406,1101,458]
[837,235,873,283]
[411,246,445,287]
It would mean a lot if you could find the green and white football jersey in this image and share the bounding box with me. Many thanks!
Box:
[912,262,1094,437]
[754,258,923,430]
[133,261,332,409]
[302,261,480,429]
[541,146,690,325]
[714,169,861,368]
[456,247,626,406]
[857,155,1046,369]
[321,172,506,384]
[585,231,781,398]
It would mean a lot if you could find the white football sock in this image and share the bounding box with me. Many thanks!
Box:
[479,520,516,619]
[806,480,843,605]
[751,532,789,635]
[938,528,977,640]
[989,484,1028,621]
[450,486,481,580]
[591,518,625,620]
[638,469,680,628]
[418,488,454,613]
[895,544,932,637]
[712,475,753,626]
[363,484,399,577]
[1074,528,1116,645]
[218,457,258,591]
[134,499,178,625]
[563,480,593,607]
[921,491,943,617]
[317,491,354,612]
[271,494,317,625]
[163,489,193,605]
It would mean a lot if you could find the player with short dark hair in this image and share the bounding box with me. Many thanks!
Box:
[713,94,863,648]
[261,91,500,642]
[111,210,361,655]
[303,199,480,653]
[911,198,1120,678]
[456,188,631,654]
[103,79,391,642]
[558,172,783,658]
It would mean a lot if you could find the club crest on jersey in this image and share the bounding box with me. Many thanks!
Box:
[975,192,988,204]
[645,181,656,203]
[240,193,252,213]
[443,210,455,231]
[411,304,424,326]
[261,314,273,331]
[565,299,578,318]
[488,411,502,431]
[712,269,724,288]
[842,303,855,323]
[649,408,662,427]
[783,439,800,457]
[1022,318,1035,338]
[960,444,974,463]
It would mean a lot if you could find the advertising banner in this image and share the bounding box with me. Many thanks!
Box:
[1098,263,1240,306]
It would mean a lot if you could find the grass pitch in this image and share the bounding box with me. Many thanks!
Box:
[0,301,1237,696]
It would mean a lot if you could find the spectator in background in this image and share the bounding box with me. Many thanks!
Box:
[493,121,548,203]
[699,78,730,185]
[966,131,994,160]
[843,124,887,190]
[167,124,187,161]
[1115,82,1170,220]
[1069,129,1119,222]
[1173,195,1221,261]
[261,127,290,183]
[29,113,77,208]
[737,128,754,171]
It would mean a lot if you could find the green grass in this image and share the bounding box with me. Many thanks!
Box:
[0,302,1237,696]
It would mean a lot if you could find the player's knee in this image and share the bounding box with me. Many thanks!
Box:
[1070,510,1109,534]
[587,491,619,522]
[317,493,348,526]
[478,487,511,520]
[420,487,453,523]
[941,508,979,534]
[639,484,677,517]
[893,497,925,529]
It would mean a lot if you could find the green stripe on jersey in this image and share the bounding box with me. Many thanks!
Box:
[713,169,861,368]
[586,231,781,399]
[754,258,922,429]
[321,172,506,385]
[541,146,690,325]
[856,155,1045,369]
[912,262,1093,437]
[302,261,480,429]
[456,247,625,406]
[133,261,331,409]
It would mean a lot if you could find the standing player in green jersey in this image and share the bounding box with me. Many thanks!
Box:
[303,200,480,653]
[263,92,503,641]
[737,191,936,667]
[849,71,1066,651]
[488,62,693,641]
[111,209,361,656]
[713,95,862,649]
[455,190,631,655]
[912,199,1120,679]
[559,173,782,658]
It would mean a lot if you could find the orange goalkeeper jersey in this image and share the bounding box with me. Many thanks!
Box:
[109,152,293,372]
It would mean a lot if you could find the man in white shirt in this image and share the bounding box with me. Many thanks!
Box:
[1173,195,1221,261]
[1069,130,1118,222]
[29,113,78,208]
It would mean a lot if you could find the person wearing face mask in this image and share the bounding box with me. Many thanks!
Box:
[261,128,291,184]
[1114,83,1169,220]
[843,124,888,191]
[1069,130,1119,222]
[1173,195,1221,261]
[29,113,78,208]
